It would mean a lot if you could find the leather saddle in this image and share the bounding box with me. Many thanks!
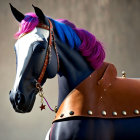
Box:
[53,62,140,123]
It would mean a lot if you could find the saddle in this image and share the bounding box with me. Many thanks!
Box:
[53,62,140,123]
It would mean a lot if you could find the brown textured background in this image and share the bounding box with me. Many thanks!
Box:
[0,0,140,139]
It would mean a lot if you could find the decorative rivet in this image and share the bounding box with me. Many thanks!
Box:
[60,114,64,117]
[102,110,107,116]
[122,111,127,116]
[112,112,117,116]
[109,83,112,86]
[54,106,58,113]
[134,109,139,115]
[90,75,92,78]
[88,110,93,115]
[69,111,74,115]
[104,89,107,91]
[122,71,126,78]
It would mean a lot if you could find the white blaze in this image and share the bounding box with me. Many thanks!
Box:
[13,27,49,92]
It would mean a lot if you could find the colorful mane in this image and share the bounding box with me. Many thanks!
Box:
[15,13,105,69]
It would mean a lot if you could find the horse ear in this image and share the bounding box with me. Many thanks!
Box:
[9,3,25,22]
[32,5,49,25]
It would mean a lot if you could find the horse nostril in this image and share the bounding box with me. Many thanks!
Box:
[9,90,16,108]
[15,92,25,107]
[9,90,11,95]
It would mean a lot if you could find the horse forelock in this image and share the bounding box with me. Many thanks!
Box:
[15,12,39,39]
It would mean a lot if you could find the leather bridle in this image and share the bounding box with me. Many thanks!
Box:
[19,20,59,86]
[18,19,59,112]
[36,19,59,85]
[35,20,59,112]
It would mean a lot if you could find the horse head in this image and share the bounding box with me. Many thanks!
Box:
[9,4,59,113]
[9,4,105,114]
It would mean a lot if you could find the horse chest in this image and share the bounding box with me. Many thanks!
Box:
[50,118,140,140]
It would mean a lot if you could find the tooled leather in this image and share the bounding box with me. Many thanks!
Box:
[53,62,140,123]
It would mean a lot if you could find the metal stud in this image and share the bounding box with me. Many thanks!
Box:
[122,71,126,78]
[122,111,127,116]
[69,111,74,115]
[112,111,117,116]
[134,109,139,115]
[102,110,107,116]
[88,110,93,115]
[54,106,58,113]
[104,89,107,92]
[109,83,112,86]
[60,114,64,118]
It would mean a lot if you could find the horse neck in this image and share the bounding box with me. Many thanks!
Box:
[55,38,94,108]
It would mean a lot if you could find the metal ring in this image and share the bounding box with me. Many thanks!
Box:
[36,82,43,92]
[39,92,44,97]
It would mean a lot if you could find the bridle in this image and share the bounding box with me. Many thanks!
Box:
[19,19,59,112]
[36,19,59,112]
[36,19,59,85]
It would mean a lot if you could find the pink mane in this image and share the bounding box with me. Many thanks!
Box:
[15,13,39,38]
[15,13,105,69]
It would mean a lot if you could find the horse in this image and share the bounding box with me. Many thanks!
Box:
[9,4,140,140]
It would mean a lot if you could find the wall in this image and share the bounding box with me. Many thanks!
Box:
[0,0,140,139]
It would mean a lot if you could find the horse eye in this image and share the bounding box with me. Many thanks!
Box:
[34,44,45,52]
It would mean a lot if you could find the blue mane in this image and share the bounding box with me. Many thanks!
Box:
[48,18,105,69]
[49,18,81,49]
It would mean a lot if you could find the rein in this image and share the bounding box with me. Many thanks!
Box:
[19,19,59,113]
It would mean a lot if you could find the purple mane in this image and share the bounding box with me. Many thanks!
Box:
[57,19,105,69]
[15,13,39,38]
[15,13,105,69]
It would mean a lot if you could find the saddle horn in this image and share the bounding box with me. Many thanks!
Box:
[32,5,49,25]
[9,3,25,22]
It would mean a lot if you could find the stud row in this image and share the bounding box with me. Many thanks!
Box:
[59,109,140,118]
[60,111,74,118]
[89,109,140,116]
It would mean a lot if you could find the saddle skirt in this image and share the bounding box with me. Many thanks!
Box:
[53,62,140,123]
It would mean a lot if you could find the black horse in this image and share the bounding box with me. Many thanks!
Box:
[9,4,140,140]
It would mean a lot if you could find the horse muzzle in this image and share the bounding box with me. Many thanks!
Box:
[9,90,36,113]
